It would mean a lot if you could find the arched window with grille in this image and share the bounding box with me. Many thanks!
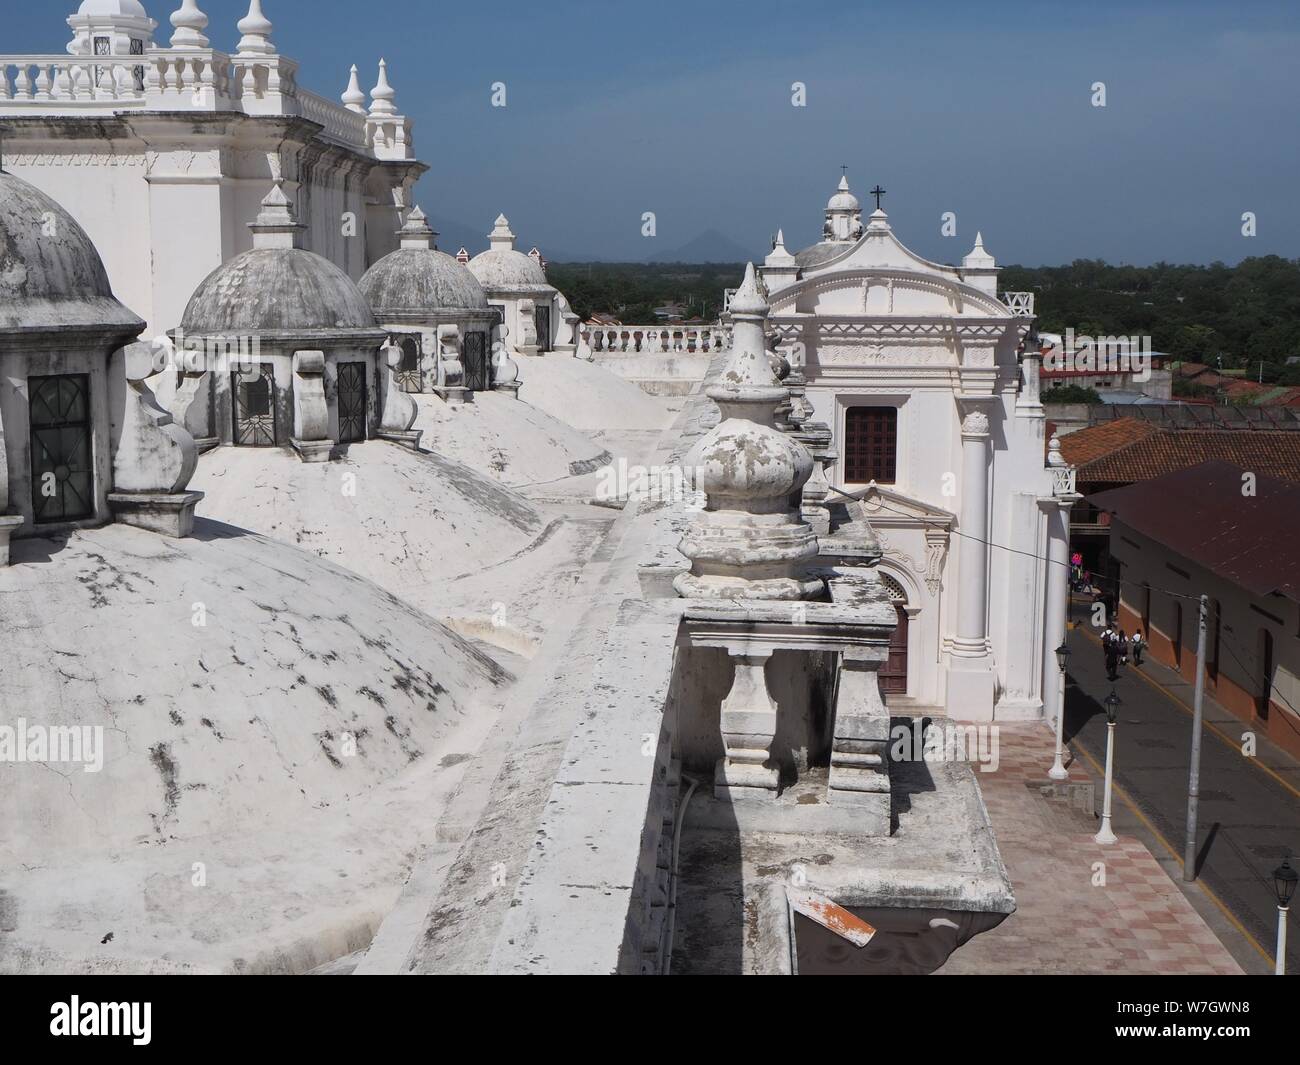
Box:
[844,406,897,484]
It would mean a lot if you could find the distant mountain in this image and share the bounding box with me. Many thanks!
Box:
[643,229,756,264]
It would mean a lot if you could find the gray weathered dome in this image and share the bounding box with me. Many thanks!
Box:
[181,248,381,337]
[0,171,144,334]
[359,248,489,319]
[467,248,551,294]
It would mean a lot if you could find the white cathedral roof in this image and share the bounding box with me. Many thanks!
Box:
[75,0,149,16]
[467,214,552,294]
[360,207,490,318]
[181,185,383,338]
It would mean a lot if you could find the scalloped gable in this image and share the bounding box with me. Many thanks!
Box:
[772,214,1011,319]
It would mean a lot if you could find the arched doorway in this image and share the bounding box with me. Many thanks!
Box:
[879,572,909,696]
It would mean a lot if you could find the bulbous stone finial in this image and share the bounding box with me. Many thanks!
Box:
[170,0,209,49]
[369,58,397,115]
[675,264,822,601]
[236,0,275,56]
[342,64,366,112]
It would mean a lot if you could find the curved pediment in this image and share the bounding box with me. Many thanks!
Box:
[770,268,1012,319]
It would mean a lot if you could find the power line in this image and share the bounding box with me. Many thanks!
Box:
[828,486,1300,718]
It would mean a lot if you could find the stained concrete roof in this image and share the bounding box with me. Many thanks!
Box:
[359,247,489,318]
[467,248,551,293]
[181,248,382,337]
[0,170,144,334]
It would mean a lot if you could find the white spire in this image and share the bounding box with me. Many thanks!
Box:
[169,0,209,49]
[488,213,515,251]
[765,228,797,269]
[236,0,275,56]
[369,58,397,115]
[248,181,304,250]
[341,64,366,113]
[963,231,996,269]
[399,206,436,250]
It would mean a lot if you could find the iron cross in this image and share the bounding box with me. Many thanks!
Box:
[870,185,886,210]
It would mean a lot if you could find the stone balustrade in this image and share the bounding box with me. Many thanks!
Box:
[0,51,370,151]
[580,323,731,354]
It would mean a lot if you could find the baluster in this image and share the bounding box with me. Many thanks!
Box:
[198,59,215,106]
[0,64,10,101]
[15,64,31,98]
[34,64,52,100]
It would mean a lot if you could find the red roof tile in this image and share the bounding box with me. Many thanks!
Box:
[1090,461,1300,603]
[1076,429,1300,485]
[1058,418,1161,467]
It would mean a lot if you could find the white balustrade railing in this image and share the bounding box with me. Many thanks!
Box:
[0,51,368,149]
[297,87,367,148]
[581,324,731,355]
[1002,291,1035,317]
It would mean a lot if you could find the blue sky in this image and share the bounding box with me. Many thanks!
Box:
[10,0,1300,264]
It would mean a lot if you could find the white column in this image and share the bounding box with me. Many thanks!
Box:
[946,403,998,719]
[953,408,992,658]
[1042,497,1071,726]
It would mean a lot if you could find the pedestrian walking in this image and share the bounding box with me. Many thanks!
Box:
[1117,628,1129,666]
[1131,630,1144,665]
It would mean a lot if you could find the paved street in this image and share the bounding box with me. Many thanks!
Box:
[1063,597,1300,974]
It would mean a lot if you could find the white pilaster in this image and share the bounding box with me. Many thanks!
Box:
[946,400,997,719]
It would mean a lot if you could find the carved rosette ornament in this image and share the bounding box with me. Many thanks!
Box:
[675,264,822,600]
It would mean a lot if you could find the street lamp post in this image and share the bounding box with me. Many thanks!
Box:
[1094,689,1122,845]
[1273,859,1297,976]
[1049,641,1071,781]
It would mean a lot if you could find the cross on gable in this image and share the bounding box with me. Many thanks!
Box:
[870,185,886,210]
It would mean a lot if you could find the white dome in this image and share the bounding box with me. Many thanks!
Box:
[77,0,149,16]
[467,248,552,294]
[827,174,860,212]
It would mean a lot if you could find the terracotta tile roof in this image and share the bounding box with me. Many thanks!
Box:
[1058,418,1160,467]
[1075,428,1300,485]
[1089,461,1300,603]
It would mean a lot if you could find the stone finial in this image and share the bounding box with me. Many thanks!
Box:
[675,263,822,601]
[1047,434,1066,467]
[398,206,436,250]
[249,181,304,249]
[342,64,366,113]
[169,0,209,49]
[369,58,397,115]
[236,0,275,56]
[456,247,470,265]
[488,213,515,251]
